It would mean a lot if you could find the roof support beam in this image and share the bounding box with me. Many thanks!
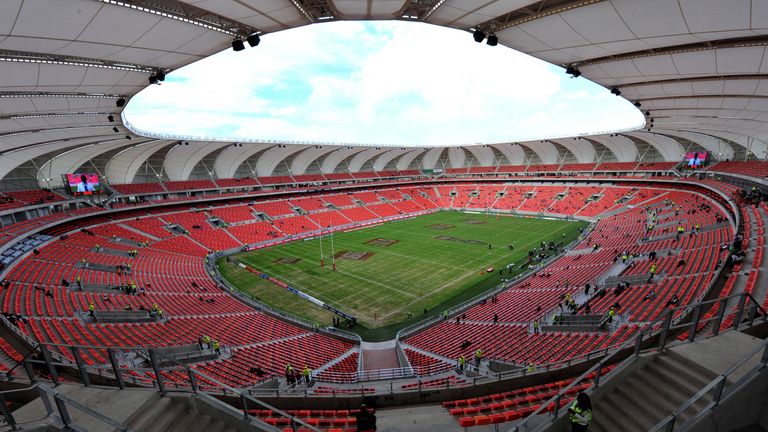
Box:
[0,50,158,74]
[470,0,605,32]
[575,35,768,68]
[616,74,768,90]
[94,0,260,36]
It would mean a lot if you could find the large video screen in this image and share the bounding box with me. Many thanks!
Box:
[65,173,103,196]
[685,151,708,169]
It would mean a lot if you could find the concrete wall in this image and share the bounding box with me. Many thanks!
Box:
[687,369,768,432]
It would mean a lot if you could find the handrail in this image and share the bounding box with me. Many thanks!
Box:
[150,348,323,432]
[648,333,768,432]
[36,383,137,432]
[509,290,767,432]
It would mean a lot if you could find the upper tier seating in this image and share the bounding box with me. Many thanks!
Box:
[706,160,768,178]
[112,183,166,195]
[164,180,217,191]
[216,178,259,188]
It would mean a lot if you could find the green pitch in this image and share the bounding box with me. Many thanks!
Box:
[219,211,588,341]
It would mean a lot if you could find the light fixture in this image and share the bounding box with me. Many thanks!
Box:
[125,135,131,140]
[116,98,126,107]
[610,87,621,96]
[148,75,159,85]
[155,71,165,81]
[565,65,581,78]
[246,33,260,47]
[634,101,641,107]
[107,115,114,122]
[112,127,119,133]
[486,34,498,46]
[473,29,486,43]
[232,39,245,52]
[645,111,651,117]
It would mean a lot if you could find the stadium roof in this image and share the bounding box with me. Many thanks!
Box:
[1,0,767,188]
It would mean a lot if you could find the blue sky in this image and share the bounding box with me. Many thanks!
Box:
[124,21,645,146]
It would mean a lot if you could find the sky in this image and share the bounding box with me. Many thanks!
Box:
[124,21,645,147]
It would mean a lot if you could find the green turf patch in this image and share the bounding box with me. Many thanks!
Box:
[219,211,588,341]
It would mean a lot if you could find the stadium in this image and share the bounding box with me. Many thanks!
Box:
[0,1,767,431]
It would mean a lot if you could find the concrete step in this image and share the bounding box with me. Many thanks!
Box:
[128,395,172,431]
[185,414,212,432]
[206,420,228,432]
[595,388,651,431]
[166,404,199,432]
[590,352,719,432]
[146,399,186,432]
[622,374,680,421]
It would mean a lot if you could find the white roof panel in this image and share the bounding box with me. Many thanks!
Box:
[679,0,751,33]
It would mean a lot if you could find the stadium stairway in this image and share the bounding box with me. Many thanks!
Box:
[543,330,765,432]
[361,340,400,371]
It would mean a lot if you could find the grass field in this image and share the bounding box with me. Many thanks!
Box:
[219,211,588,341]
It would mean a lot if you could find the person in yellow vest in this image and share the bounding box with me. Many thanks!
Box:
[212,340,220,356]
[76,275,82,288]
[458,355,465,373]
[568,392,593,431]
[88,303,95,317]
[302,365,311,384]
[533,320,540,334]
[527,362,536,373]
[607,307,616,324]
[474,349,483,368]
[157,309,163,320]
[202,335,211,349]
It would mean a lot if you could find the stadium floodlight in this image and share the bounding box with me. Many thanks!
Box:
[486,34,498,46]
[112,127,119,133]
[246,33,261,47]
[473,29,486,43]
[634,101,642,107]
[116,98,126,107]
[645,111,651,116]
[125,135,131,140]
[610,87,621,96]
[232,39,245,52]
[565,65,581,78]
[107,115,114,122]
[155,71,165,81]
[148,75,159,85]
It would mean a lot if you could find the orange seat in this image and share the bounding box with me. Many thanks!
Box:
[489,413,506,424]
[475,415,492,426]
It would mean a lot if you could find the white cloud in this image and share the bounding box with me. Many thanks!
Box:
[124,21,644,146]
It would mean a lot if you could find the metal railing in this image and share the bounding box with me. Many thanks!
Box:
[649,330,768,431]
[11,344,322,432]
[508,291,767,432]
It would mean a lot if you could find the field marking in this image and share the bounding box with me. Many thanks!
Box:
[376,222,580,321]
[236,214,586,325]
[248,248,420,301]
